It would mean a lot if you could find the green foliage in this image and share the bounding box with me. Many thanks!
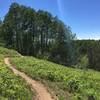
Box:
[0,47,34,99]
[0,66,33,100]
[67,79,80,93]
[76,55,89,69]
[75,40,100,71]
[11,56,100,100]
[1,2,76,66]
[0,47,20,57]
[0,57,33,99]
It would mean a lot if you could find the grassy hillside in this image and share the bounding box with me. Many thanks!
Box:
[11,56,100,100]
[0,47,34,100]
[0,46,100,100]
[0,47,21,57]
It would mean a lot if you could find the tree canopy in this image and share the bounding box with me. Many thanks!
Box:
[1,3,76,66]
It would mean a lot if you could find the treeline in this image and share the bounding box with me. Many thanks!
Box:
[0,3,100,71]
[0,3,76,66]
[76,40,100,71]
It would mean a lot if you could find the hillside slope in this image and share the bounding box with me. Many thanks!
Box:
[0,46,100,100]
[4,57,55,100]
[0,47,34,100]
[11,56,100,100]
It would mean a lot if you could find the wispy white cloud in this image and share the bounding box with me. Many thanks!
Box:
[57,0,64,20]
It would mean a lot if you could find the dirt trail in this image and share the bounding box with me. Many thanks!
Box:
[4,58,55,100]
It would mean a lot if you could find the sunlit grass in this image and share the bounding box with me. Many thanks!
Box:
[11,56,100,100]
[0,47,34,100]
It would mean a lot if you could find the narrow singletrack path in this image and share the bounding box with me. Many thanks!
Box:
[4,58,55,100]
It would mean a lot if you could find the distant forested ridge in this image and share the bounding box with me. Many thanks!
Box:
[0,3,100,71]
[75,40,100,71]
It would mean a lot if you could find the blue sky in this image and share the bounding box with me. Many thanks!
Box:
[0,0,100,40]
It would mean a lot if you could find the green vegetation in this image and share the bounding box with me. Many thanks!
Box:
[11,56,100,100]
[0,47,34,100]
[0,2,100,100]
[0,3,100,71]
[0,47,20,57]
[0,2,76,66]
[75,40,100,71]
